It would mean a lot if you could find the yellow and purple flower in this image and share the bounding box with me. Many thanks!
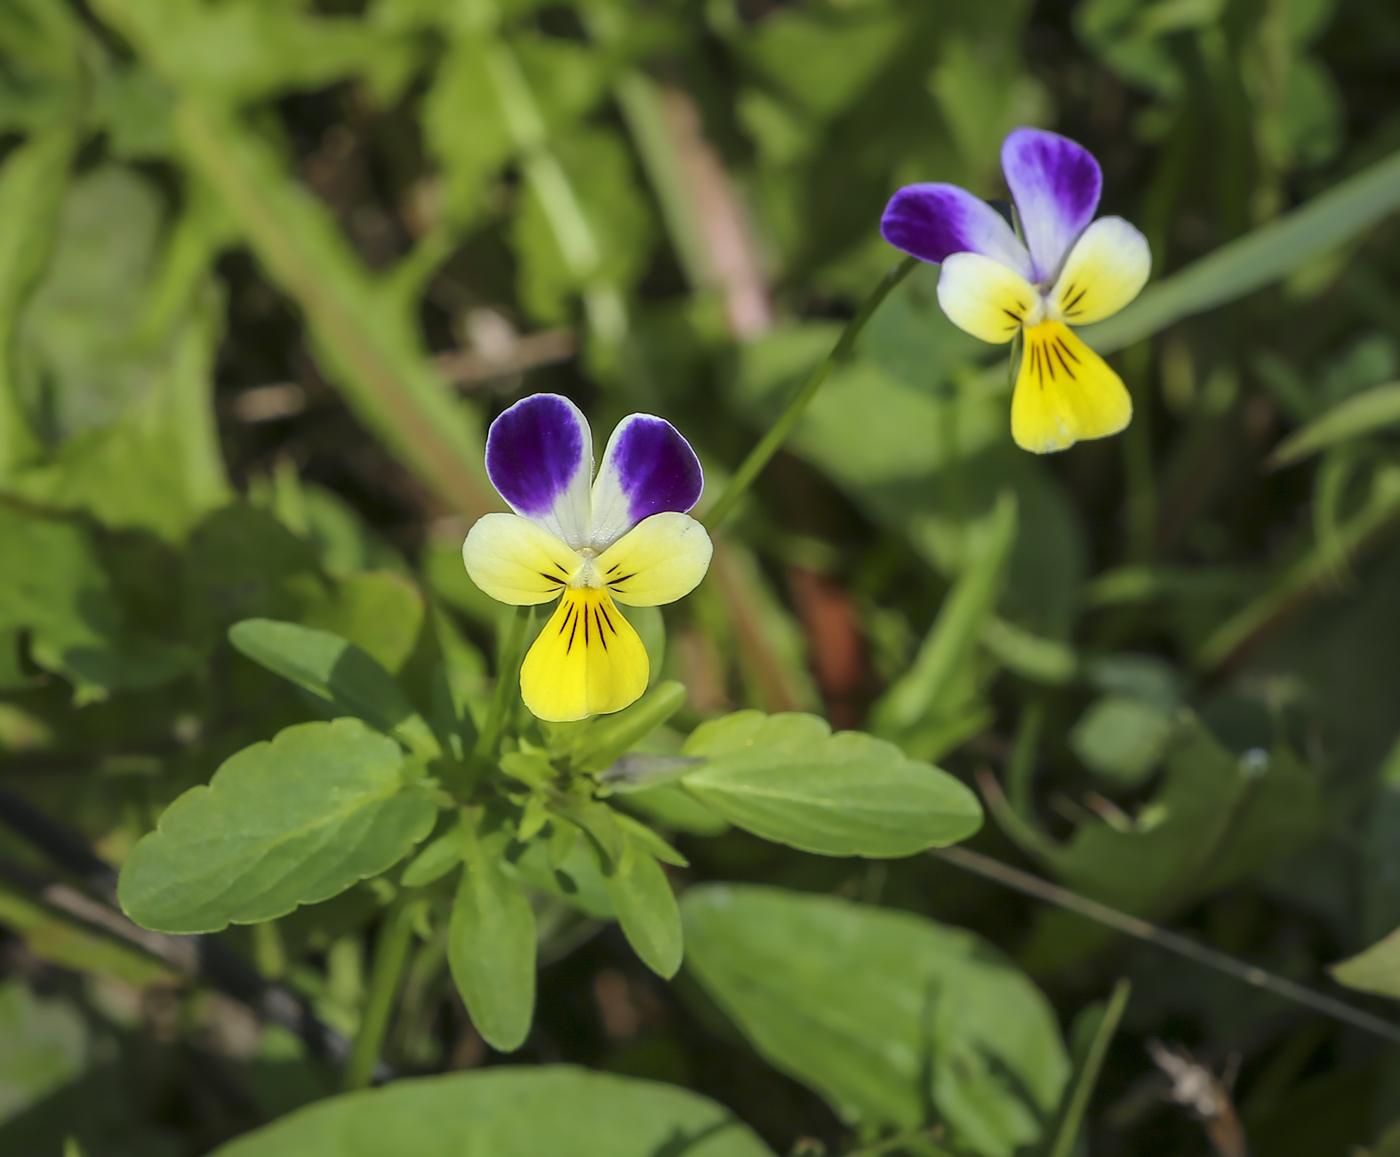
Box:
[462,393,712,722]
[881,128,1151,454]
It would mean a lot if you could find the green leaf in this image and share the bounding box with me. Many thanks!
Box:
[1046,979,1131,1157]
[679,712,982,857]
[400,819,467,888]
[1019,728,1325,971]
[6,165,231,540]
[448,809,536,1052]
[1268,381,1400,467]
[0,0,82,136]
[229,619,439,758]
[505,830,614,920]
[1331,927,1400,1000]
[571,680,687,772]
[681,884,1069,1157]
[1069,696,1176,787]
[0,982,87,1127]
[207,1066,776,1157]
[68,22,493,518]
[0,507,191,697]
[873,490,1018,734]
[0,883,175,989]
[301,571,425,676]
[0,127,78,477]
[1082,145,1400,354]
[423,30,514,226]
[118,719,436,934]
[546,792,627,870]
[595,834,683,979]
[512,125,651,326]
[88,0,416,106]
[615,782,730,837]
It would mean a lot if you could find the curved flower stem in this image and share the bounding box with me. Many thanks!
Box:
[342,895,418,1092]
[473,606,533,763]
[702,256,919,531]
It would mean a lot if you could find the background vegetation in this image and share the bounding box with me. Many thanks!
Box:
[4,0,1400,1153]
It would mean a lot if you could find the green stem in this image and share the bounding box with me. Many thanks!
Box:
[1047,979,1131,1157]
[703,256,919,531]
[1006,695,1045,820]
[473,606,532,762]
[342,897,417,1091]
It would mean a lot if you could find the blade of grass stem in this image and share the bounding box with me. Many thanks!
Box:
[703,256,918,530]
[1046,978,1131,1157]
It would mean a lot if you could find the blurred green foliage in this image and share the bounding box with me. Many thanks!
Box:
[1,0,1400,1154]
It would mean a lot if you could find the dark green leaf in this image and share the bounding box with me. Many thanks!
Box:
[229,619,439,757]
[682,884,1068,1157]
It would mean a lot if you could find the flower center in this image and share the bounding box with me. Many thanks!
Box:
[568,552,605,590]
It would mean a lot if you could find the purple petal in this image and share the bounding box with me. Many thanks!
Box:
[591,415,704,550]
[1001,127,1102,283]
[485,393,592,547]
[880,183,1032,278]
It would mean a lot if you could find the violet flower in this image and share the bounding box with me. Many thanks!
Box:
[462,394,712,722]
[882,128,1150,453]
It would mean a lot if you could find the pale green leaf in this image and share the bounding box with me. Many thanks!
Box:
[680,712,982,857]
[596,835,683,978]
[1332,927,1400,1000]
[207,1066,776,1157]
[118,719,436,934]
[448,810,536,1051]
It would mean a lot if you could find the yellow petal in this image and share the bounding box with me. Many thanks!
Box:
[461,513,581,605]
[1049,216,1150,325]
[519,588,648,722]
[595,512,713,607]
[1011,321,1132,454]
[935,252,1040,344]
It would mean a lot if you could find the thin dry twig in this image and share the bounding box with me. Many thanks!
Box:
[1147,1039,1250,1157]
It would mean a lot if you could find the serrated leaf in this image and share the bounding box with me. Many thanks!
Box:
[449,809,536,1051]
[679,712,982,857]
[681,885,1068,1157]
[207,1066,776,1157]
[119,719,436,934]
